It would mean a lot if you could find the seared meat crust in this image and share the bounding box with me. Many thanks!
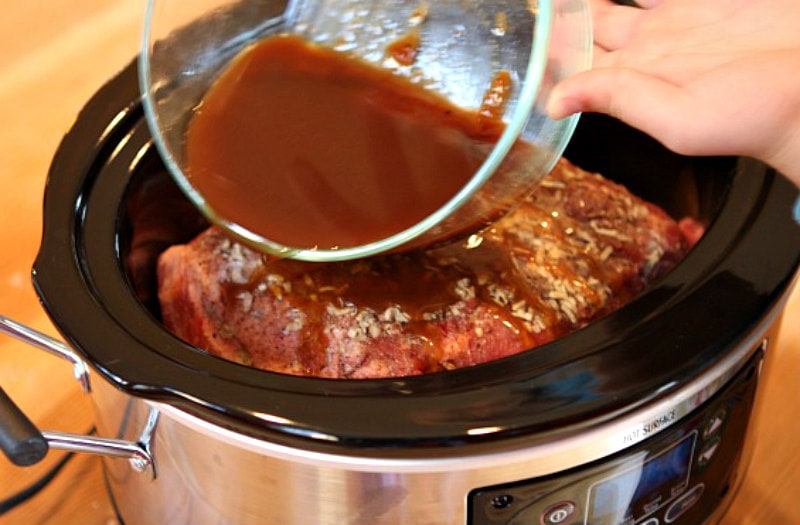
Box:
[158,159,691,378]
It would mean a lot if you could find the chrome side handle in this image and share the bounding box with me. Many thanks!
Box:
[0,314,91,393]
[43,404,159,478]
[0,315,156,478]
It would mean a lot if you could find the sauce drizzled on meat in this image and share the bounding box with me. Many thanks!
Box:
[185,34,512,251]
[157,158,696,378]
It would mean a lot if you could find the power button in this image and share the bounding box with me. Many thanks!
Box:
[541,501,576,525]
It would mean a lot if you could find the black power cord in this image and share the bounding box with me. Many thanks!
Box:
[0,426,96,517]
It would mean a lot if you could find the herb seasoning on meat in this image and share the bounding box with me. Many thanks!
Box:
[158,159,699,379]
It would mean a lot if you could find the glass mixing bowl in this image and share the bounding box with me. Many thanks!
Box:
[140,0,592,261]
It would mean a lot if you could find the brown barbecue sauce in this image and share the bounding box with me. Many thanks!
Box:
[185,34,511,251]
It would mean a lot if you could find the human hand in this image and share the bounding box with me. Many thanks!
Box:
[547,0,800,186]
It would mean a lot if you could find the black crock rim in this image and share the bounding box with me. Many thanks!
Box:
[32,59,800,453]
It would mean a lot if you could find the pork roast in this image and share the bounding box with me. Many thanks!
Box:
[157,158,695,379]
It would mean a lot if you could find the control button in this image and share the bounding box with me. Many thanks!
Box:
[703,408,727,438]
[541,501,575,525]
[697,436,721,468]
[640,518,660,525]
[664,484,704,523]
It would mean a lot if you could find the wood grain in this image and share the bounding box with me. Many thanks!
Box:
[0,2,798,524]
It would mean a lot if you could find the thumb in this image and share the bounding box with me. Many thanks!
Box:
[546,68,706,156]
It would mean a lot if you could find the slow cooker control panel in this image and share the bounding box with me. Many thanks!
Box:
[468,348,763,525]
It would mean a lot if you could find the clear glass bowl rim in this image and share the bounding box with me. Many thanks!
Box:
[139,0,565,262]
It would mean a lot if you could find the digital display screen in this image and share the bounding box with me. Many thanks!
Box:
[587,432,696,525]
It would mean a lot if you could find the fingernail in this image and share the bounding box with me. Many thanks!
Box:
[547,96,581,120]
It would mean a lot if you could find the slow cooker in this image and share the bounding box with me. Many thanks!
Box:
[1,60,799,525]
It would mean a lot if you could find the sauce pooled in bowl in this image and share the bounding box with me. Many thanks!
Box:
[185,34,514,251]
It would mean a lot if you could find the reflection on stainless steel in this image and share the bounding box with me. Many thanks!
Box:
[89,329,774,525]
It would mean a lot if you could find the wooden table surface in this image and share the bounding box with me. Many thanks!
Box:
[0,2,798,524]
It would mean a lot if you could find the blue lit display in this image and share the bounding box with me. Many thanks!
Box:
[588,432,696,525]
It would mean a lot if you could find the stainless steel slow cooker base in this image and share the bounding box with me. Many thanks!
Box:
[2,54,798,525]
[94,335,771,525]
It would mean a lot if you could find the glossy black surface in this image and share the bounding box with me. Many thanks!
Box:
[33,60,800,453]
[468,349,763,525]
